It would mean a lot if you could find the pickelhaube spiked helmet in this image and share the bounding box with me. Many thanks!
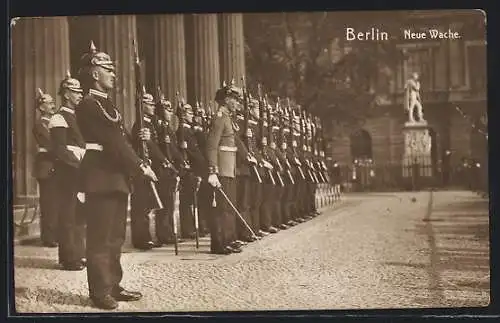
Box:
[180,103,194,115]
[194,102,206,117]
[156,89,173,112]
[58,70,83,95]
[79,40,115,72]
[36,88,54,107]
[249,97,259,108]
[143,93,154,105]
[215,79,243,103]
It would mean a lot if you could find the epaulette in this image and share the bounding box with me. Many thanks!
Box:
[216,105,229,118]
[48,113,68,129]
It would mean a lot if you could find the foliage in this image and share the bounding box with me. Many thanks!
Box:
[244,11,411,128]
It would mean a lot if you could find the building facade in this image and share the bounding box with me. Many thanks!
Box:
[11,11,487,202]
[11,14,246,202]
[325,11,487,187]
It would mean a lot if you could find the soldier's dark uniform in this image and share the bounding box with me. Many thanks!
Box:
[302,114,318,218]
[49,74,86,270]
[76,43,150,309]
[192,103,210,236]
[247,100,269,238]
[257,101,279,234]
[206,84,245,254]
[262,105,285,233]
[154,97,184,244]
[234,100,257,243]
[32,91,58,247]
[288,111,307,223]
[281,107,299,227]
[176,104,206,240]
[130,93,174,250]
[272,106,291,230]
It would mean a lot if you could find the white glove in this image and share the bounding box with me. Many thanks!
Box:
[263,160,273,170]
[247,155,257,165]
[141,164,158,182]
[77,192,86,203]
[139,128,151,141]
[208,174,221,188]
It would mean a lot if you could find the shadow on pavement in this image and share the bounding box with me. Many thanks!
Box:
[17,287,91,307]
[384,191,490,307]
[14,256,60,270]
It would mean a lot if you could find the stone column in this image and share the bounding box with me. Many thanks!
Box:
[190,14,220,105]
[95,15,137,130]
[11,17,71,199]
[218,13,246,86]
[152,14,187,102]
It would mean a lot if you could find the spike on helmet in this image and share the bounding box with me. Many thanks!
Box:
[79,40,115,72]
[36,88,54,107]
[58,70,83,95]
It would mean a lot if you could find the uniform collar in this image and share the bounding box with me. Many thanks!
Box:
[89,88,109,99]
[59,106,75,114]
[41,116,51,122]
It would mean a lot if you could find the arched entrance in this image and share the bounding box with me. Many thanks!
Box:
[350,129,373,191]
[350,129,372,161]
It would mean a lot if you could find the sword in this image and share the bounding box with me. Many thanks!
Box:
[252,164,263,183]
[172,176,180,255]
[275,170,285,187]
[193,177,202,249]
[150,181,164,209]
[217,186,258,239]
[287,169,295,185]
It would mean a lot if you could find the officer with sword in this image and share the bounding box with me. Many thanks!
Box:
[76,40,157,309]
[206,82,258,254]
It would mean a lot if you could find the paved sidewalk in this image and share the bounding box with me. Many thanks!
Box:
[12,191,489,313]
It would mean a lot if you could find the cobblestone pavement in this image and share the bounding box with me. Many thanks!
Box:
[13,191,489,313]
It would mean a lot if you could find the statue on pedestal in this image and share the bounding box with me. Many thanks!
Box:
[404,72,425,124]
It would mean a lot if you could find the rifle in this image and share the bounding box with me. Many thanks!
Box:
[241,77,262,184]
[132,40,164,211]
[281,99,295,185]
[269,98,285,187]
[175,91,191,171]
[319,119,331,183]
[155,86,179,177]
[311,113,326,183]
[300,109,316,183]
[257,85,275,186]
[289,101,306,180]
[304,110,319,184]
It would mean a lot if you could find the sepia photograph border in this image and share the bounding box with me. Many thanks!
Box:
[4,0,500,321]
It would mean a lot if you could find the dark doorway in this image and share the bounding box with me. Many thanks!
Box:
[350,129,373,191]
[350,129,372,161]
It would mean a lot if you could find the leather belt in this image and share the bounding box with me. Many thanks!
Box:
[85,143,104,151]
[219,145,237,152]
[38,147,48,153]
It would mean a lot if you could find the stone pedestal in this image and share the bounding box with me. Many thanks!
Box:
[11,17,71,198]
[402,121,432,179]
[152,14,187,101]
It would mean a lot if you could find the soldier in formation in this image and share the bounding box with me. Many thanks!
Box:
[30,40,340,308]
[48,72,86,270]
[33,89,58,247]
[75,42,157,309]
